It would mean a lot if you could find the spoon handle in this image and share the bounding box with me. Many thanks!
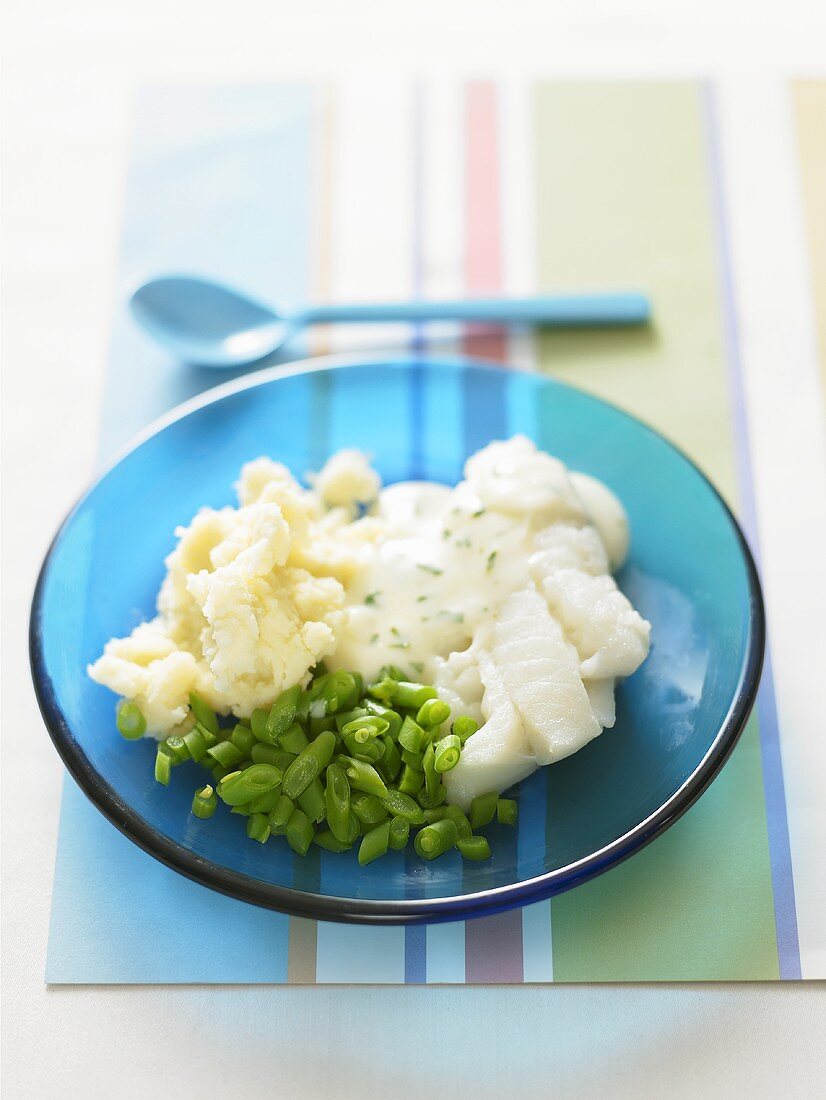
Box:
[300,292,650,329]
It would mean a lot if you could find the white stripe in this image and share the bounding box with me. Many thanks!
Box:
[718,78,826,978]
[422,79,464,349]
[502,78,553,979]
[501,78,538,372]
[329,78,413,351]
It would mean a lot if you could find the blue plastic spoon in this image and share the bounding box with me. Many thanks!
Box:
[130,275,651,367]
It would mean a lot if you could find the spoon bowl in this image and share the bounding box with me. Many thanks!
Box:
[130,276,295,366]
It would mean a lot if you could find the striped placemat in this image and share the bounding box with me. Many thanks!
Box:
[45,79,826,983]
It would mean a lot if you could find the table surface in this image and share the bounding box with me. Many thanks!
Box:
[3,1,826,1096]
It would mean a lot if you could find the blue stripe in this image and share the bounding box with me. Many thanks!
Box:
[507,378,553,981]
[47,83,314,984]
[703,82,801,979]
[463,366,508,452]
[404,924,428,983]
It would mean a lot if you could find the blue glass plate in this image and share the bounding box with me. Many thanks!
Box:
[30,357,764,924]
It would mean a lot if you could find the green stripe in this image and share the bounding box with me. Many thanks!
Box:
[534,81,778,980]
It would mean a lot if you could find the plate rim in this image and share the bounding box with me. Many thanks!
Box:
[29,353,766,924]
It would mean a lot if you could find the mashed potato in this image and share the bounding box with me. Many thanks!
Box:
[88,454,381,735]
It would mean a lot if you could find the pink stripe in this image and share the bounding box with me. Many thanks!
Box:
[462,81,509,364]
[462,80,524,984]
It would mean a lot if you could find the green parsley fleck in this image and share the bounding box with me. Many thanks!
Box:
[472,507,486,518]
[364,592,381,607]
[438,610,465,623]
[486,550,498,572]
[417,563,443,576]
[415,594,428,603]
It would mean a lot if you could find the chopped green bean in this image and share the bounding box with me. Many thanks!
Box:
[182,726,208,762]
[414,818,458,861]
[496,798,518,826]
[443,804,472,838]
[321,670,359,714]
[456,836,491,861]
[231,724,256,756]
[196,723,220,749]
[469,791,499,830]
[273,750,297,773]
[246,812,271,844]
[191,784,218,819]
[342,757,389,798]
[116,701,146,740]
[282,731,336,799]
[363,700,402,738]
[379,735,402,782]
[247,785,283,814]
[211,763,231,783]
[358,820,391,866]
[334,707,368,732]
[423,807,448,824]
[161,735,189,765]
[325,763,351,843]
[154,749,171,785]
[379,664,409,682]
[389,681,438,709]
[416,698,451,728]
[434,734,461,773]
[206,740,244,769]
[286,808,314,856]
[217,764,282,806]
[422,742,440,803]
[250,742,281,767]
[307,670,330,697]
[343,731,384,763]
[416,785,447,809]
[452,715,478,743]
[400,748,424,771]
[279,722,310,755]
[380,788,426,824]
[341,809,360,844]
[250,708,269,741]
[366,676,397,703]
[264,684,301,743]
[309,714,337,737]
[352,793,389,827]
[313,830,353,853]
[388,816,410,850]
[298,777,327,823]
[398,716,426,754]
[268,794,295,831]
[231,804,251,817]
[189,692,219,735]
[397,764,424,796]
[342,715,388,742]
[294,689,312,724]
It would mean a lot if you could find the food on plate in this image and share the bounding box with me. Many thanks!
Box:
[89,435,650,861]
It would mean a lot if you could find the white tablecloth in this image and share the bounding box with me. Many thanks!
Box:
[4,1,825,1095]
